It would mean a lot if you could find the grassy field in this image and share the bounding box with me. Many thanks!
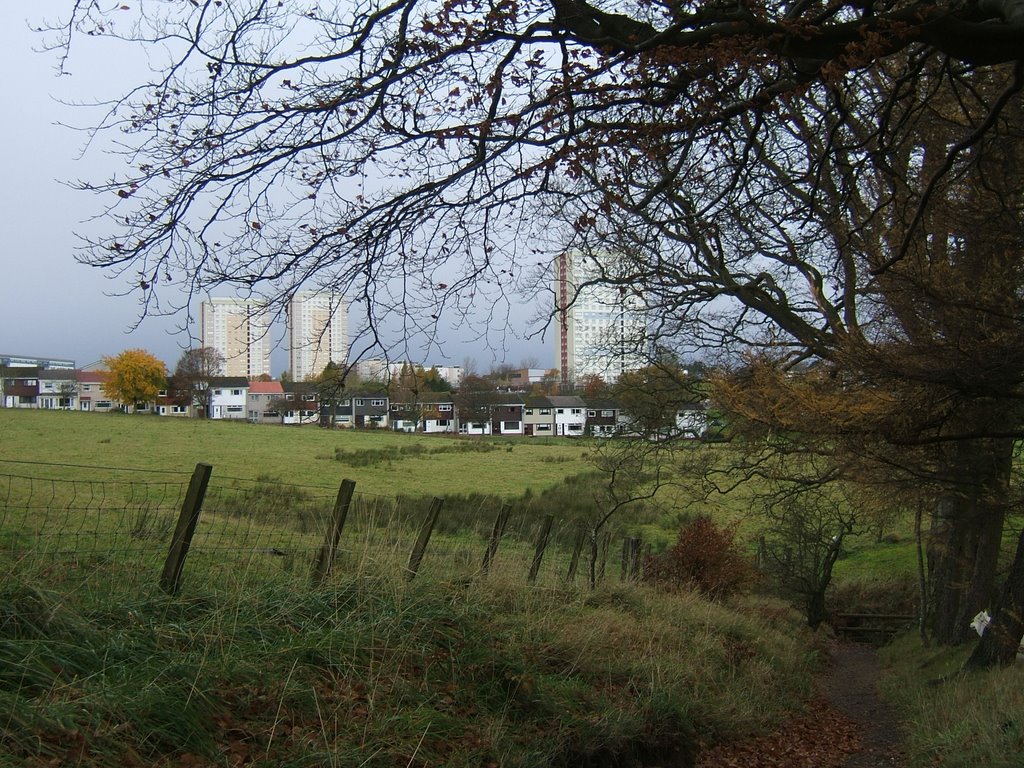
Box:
[0,409,591,498]
[2,408,1019,767]
[0,410,825,766]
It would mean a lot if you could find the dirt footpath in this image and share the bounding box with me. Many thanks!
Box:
[695,641,904,768]
[819,642,904,768]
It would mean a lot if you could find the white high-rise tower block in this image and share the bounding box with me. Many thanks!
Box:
[287,291,348,381]
[554,251,648,387]
[199,297,272,378]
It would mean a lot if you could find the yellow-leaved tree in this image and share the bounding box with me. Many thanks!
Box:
[102,349,167,412]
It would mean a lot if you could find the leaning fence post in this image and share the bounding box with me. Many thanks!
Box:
[406,497,444,581]
[159,462,213,595]
[481,504,512,576]
[527,515,554,584]
[598,532,610,582]
[620,538,630,581]
[313,478,356,585]
[565,527,586,583]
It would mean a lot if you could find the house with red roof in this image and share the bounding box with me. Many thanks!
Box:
[248,380,285,423]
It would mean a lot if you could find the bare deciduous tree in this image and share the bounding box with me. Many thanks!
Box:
[173,347,225,418]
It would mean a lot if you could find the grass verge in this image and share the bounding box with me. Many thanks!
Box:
[879,634,1024,768]
[0,574,816,767]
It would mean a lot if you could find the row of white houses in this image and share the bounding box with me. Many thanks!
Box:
[1,367,710,438]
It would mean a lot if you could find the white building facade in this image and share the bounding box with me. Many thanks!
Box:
[199,298,272,378]
[287,291,348,382]
[554,251,648,387]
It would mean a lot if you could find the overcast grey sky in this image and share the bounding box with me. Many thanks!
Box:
[0,6,549,373]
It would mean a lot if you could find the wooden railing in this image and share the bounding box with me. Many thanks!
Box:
[832,613,916,644]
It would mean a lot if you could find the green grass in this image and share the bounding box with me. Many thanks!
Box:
[0,409,826,766]
[0,574,817,767]
[879,635,1024,768]
[6,408,1023,767]
[0,409,590,497]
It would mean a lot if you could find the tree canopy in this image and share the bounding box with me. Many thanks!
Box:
[173,347,225,418]
[102,348,167,410]
[56,1,1024,344]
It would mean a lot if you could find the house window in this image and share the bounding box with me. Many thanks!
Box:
[587,410,597,417]
[302,410,315,417]
[58,397,72,408]
[338,415,350,423]
[602,410,614,417]
[539,408,551,415]
[96,400,112,409]
[438,403,452,412]
[369,415,383,422]
[158,389,168,397]
[524,408,534,415]
[568,424,582,432]
[471,422,486,430]
[214,389,223,395]
[302,394,316,401]
[502,421,520,431]
[231,389,243,396]
[536,423,552,431]
[355,399,364,406]
[436,419,449,427]
[82,384,92,391]
[286,393,295,400]
[571,408,582,415]
[557,408,564,414]
[265,410,279,418]
[172,405,187,414]
[371,399,386,407]
[226,405,244,413]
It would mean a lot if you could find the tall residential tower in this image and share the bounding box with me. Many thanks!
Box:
[287,291,348,381]
[198,298,272,378]
[554,251,648,387]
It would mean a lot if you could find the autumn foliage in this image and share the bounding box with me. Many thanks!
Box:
[644,517,755,600]
[102,349,167,409]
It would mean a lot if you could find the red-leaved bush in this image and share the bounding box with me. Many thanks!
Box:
[644,516,755,600]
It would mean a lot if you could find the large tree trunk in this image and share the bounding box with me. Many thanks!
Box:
[964,525,1024,669]
[928,439,1011,645]
[806,589,828,629]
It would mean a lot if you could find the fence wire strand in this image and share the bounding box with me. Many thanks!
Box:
[1,467,626,597]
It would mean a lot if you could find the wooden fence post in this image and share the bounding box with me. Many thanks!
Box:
[527,515,554,584]
[620,537,630,581]
[406,497,444,581]
[481,504,512,576]
[566,527,586,583]
[313,479,356,585]
[159,462,213,595]
[629,538,643,580]
[598,532,609,583]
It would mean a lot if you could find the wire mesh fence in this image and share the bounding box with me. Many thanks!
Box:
[0,459,632,601]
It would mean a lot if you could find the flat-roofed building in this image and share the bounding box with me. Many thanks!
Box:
[198,298,271,378]
[287,291,348,381]
[554,251,648,387]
